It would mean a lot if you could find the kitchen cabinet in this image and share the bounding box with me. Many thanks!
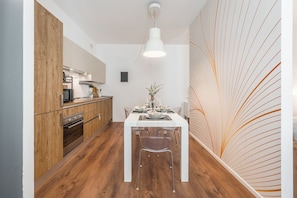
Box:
[34,1,63,115]
[62,104,84,118]
[84,102,98,122]
[84,117,100,140]
[34,110,63,180]
[34,1,63,180]
[63,36,106,83]
[83,102,99,139]
[101,98,113,125]
[84,98,112,139]
[63,97,113,140]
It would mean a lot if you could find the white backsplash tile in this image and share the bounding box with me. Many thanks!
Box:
[64,70,97,98]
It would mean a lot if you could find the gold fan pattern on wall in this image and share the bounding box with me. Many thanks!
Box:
[189,0,281,197]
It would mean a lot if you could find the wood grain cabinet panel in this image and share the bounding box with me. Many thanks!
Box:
[34,110,63,180]
[62,105,84,118]
[83,98,112,139]
[84,117,99,140]
[101,98,113,125]
[84,102,100,139]
[34,1,63,180]
[34,1,63,115]
[84,103,98,122]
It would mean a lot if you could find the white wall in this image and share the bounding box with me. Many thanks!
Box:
[96,44,189,121]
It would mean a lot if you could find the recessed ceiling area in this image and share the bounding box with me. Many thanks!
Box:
[52,0,207,44]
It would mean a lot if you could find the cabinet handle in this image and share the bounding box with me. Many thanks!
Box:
[60,94,64,107]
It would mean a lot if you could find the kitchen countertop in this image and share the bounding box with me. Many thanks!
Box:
[63,96,113,109]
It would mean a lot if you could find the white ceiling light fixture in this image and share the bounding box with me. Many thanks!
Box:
[143,3,166,58]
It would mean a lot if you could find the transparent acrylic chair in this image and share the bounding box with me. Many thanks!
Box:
[136,128,175,192]
[124,107,133,118]
[172,107,181,115]
[124,107,147,135]
[163,107,181,144]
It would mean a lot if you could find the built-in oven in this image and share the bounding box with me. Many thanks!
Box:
[63,112,84,156]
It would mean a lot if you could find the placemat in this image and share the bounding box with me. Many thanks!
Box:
[133,109,175,114]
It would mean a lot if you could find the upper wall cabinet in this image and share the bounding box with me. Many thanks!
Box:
[34,1,63,115]
[63,37,106,83]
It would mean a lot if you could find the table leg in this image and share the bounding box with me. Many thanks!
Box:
[181,125,189,182]
[124,124,132,182]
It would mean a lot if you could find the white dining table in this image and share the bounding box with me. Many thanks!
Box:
[124,110,189,182]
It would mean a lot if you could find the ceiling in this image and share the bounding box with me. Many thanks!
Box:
[52,0,207,44]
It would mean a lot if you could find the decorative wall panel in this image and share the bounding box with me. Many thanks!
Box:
[189,0,281,197]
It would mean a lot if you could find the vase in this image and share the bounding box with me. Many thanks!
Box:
[150,95,154,101]
[150,95,155,111]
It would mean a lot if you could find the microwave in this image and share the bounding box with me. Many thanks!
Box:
[63,89,73,102]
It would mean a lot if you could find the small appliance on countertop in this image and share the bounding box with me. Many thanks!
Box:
[63,73,74,102]
[63,88,74,102]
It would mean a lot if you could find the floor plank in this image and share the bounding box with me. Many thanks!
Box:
[35,122,255,198]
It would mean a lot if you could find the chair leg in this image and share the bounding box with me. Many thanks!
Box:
[169,150,175,192]
[168,152,172,169]
[174,128,179,145]
[136,149,143,190]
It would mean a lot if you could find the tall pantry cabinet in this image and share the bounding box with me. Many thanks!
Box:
[34,1,63,180]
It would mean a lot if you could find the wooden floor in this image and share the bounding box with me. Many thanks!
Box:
[35,122,254,198]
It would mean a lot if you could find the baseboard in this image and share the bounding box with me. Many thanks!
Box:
[189,132,263,198]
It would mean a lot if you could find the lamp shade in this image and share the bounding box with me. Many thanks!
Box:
[143,28,166,58]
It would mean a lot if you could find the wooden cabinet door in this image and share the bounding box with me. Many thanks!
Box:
[106,98,113,122]
[62,105,84,118]
[84,117,99,140]
[96,100,103,129]
[101,98,112,125]
[34,110,63,180]
[34,1,63,115]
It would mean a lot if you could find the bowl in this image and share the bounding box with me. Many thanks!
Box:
[135,106,145,112]
[160,106,170,112]
[147,111,162,119]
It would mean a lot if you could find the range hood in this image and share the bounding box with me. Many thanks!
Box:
[63,66,104,85]
[79,80,104,86]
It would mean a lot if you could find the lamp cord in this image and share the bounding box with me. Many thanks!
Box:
[150,9,156,28]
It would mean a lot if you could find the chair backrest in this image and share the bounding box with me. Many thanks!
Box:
[172,107,181,115]
[124,107,133,118]
[139,129,173,151]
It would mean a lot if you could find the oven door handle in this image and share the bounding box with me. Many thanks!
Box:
[66,120,84,129]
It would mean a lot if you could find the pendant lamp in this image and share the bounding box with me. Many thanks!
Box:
[143,3,166,58]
